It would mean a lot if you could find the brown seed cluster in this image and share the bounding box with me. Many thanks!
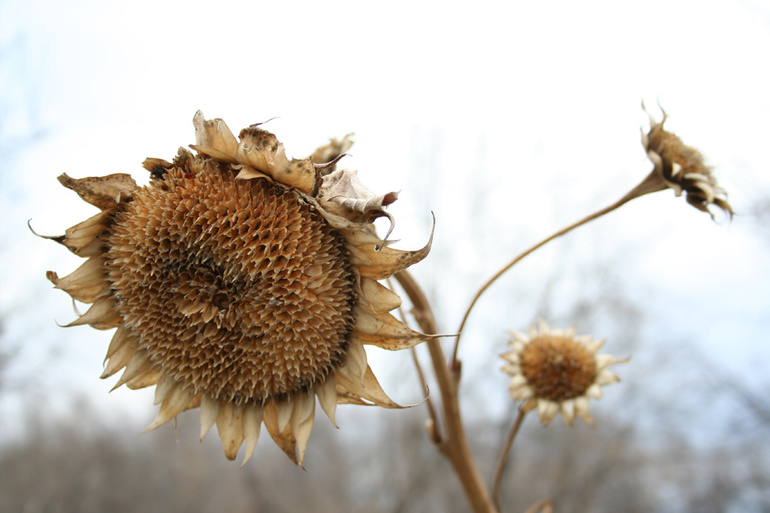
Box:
[106,159,357,405]
[518,335,598,402]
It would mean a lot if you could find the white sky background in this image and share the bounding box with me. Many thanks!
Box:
[1,0,769,444]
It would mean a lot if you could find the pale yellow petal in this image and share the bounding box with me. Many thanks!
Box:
[241,404,264,467]
[354,308,426,351]
[111,349,154,390]
[290,390,316,467]
[125,368,162,390]
[316,375,338,427]
[144,384,196,432]
[153,373,176,406]
[359,278,402,314]
[575,396,594,425]
[585,384,603,399]
[537,399,558,426]
[216,402,245,461]
[276,399,294,432]
[65,297,119,330]
[335,365,401,408]
[104,325,132,362]
[560,399,576,425]
[337,335,367,384]
[46,257,108,303]
[595,369,621,386]
[199,394,221,440]
[100,336,138,379]
[596,354,629,371]
[263,401,298,465]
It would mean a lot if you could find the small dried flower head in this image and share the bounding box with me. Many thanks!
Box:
[642,104,733,218]
[501,320,627,426]
[43,112,433,466]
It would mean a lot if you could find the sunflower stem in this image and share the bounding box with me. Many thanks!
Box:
[492,407,527,511]
[410,343,442,444]
[522,498,554,513]
[395,271,499,513]
[451,169,668,367]
[390,276,443,443]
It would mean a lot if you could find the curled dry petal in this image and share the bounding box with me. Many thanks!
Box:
[192,111,315,193]
[318,169,399,223]
[311,134,355,175]
[641,104,733,219]
[57,173,137,211]
[192,111,239,163]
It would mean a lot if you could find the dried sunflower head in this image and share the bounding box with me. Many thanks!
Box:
[45,112,432,466]
[501,320,627,426]
[642,104,733,218]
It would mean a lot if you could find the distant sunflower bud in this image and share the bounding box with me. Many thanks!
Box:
[501,320,627,426]
[642,105,733,219]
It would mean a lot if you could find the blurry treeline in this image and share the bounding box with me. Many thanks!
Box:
[0,375,768,513]
[2,269,769,513]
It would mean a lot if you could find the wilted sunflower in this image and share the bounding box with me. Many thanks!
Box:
[500,320,626,426]
[44,112,432,466]
[642,104,733,218]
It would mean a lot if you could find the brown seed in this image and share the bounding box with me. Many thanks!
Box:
[106,163,357,405]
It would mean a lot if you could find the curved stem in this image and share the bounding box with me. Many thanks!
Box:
[451,170,668,366]
[523,499,554,513]
[395,271,498,513]
[492,408,527,511]
[409,345,441,444]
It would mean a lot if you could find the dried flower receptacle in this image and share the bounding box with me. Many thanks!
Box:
[501,320,627,426]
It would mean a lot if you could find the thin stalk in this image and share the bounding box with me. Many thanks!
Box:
[391,277,442,444]
[522,499,554,513]
[491,408,527,511]
[395,271,498,513]
[452,170,668,366]
[409,346,441,444]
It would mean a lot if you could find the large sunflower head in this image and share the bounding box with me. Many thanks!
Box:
[45,112,432,466]
[500,320,627,426]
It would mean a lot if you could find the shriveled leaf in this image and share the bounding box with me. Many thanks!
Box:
[272,157,316,194]
[311,134,354,175]
[58,173,137,210]
[237,126,290,177]
[192,110,239,163]
[318,169,398,223]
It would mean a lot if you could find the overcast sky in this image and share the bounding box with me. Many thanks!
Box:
[1,0,769,438]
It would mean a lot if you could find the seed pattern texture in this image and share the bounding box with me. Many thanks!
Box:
[519,335,598,402]
[107,165,356,404]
